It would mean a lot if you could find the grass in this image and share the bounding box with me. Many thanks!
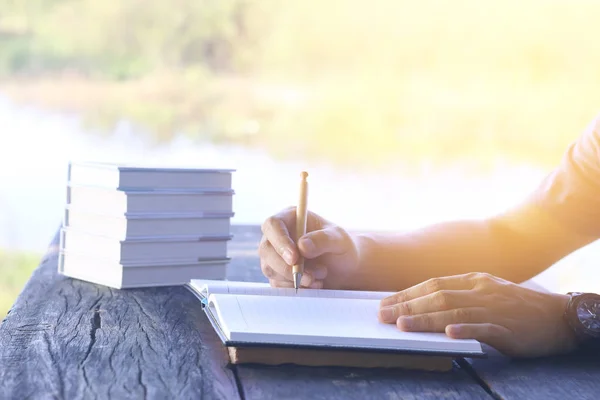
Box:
[0,249,42,321]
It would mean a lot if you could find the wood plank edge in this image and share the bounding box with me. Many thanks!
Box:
[456,358,504,400]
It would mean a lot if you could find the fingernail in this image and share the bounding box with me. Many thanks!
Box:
[299,237,315,255]
[309,280,324,289]
[397,317,413,330]
[300,272,312,287]
[313,266,328,280]
[380,295,398,307]
[380,298,394,307]
[446,325,461,336]
[282,249,294,264]
[379,306,396,322]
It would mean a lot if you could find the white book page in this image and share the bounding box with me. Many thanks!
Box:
[208,293,482,354]
[190,279,395,300]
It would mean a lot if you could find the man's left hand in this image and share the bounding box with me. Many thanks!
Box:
[378,272,578,357]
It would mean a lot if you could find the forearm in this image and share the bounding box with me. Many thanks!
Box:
[349,218,549,292]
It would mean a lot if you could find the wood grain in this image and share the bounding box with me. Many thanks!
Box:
[0,230,239,400]
[463,345,600,400]
[236,362,490,400]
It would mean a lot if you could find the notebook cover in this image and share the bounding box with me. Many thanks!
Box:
[227,346,453,371]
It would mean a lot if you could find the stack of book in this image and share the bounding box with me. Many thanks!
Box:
[58,161,235,289]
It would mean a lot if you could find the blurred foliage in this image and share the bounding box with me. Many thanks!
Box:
[1,0,600,169]
[0,249,40,320]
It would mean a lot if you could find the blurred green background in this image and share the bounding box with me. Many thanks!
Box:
[2,0,600,317]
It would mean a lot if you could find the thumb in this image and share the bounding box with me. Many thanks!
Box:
[446,323,512,352]
[298,226,350,258]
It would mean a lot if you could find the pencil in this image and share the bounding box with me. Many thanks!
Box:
[293,171,309,292]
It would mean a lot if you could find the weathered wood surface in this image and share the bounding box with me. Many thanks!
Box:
[0,225,491,399]
[0,230,239,400]
[464,345,600,400]
[236,362,490,400]
[1,224,598,399]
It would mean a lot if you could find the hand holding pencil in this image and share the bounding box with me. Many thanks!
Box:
[258,172,361,290]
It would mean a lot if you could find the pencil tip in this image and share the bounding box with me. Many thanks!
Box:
[293,272,302,292]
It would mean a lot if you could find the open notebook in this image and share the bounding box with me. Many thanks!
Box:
[186,279,485,358]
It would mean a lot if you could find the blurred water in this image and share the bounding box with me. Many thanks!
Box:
[0,94,598,292]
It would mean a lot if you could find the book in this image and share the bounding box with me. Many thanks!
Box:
[60,228,231,262]
[68,161,235,190]
[57,160,236,289]
[67,184,234,215]
[59,252,229,289]
[64,206,233,239]
[186,280,486,369]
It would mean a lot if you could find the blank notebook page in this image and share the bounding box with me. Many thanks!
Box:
[210,294,481,353]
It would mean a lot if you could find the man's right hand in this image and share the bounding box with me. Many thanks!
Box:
[258,207,360,289]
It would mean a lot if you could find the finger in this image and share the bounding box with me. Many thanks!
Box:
[260,239,326,287]
[391,307,493,332]
[308,280,324,289]
[269,279,295,288]
[298,226,351,259]
[260,243,314,287]
[269,278,324,289]
[261,214,297,265]
[445,323,513,353]
[259,236,293,279]
[378,290,476,323]
[312,265,328,280]
[380,274,476,307]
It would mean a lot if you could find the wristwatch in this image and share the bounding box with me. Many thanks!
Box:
[564,292,600,349]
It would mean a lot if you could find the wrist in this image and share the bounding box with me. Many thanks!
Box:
[554,293,579,353]
[348,232,400,291]
[342,233,378,290]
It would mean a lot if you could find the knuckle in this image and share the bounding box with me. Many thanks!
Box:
[258,237,270,254]
[474,272,496,288]
[415,315,431,329]
[334,225,352,243]
[393,292,405,304]
[426,278,441,293]
[261,216,276,233]
[435,290,451,309]
[282,262,292,275]
[465,272,479,281]
[399,302,412,316]
[478,272,493,282]
[454,307,472,321]
[312,213,324,230]
[332,225,346,239]
[262,264,274,278]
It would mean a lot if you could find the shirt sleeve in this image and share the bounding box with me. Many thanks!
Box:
[528,115,600,237]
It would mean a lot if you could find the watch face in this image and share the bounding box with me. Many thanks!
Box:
[577,297,600,334]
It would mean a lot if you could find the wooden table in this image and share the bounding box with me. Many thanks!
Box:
[1,225,598,399]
